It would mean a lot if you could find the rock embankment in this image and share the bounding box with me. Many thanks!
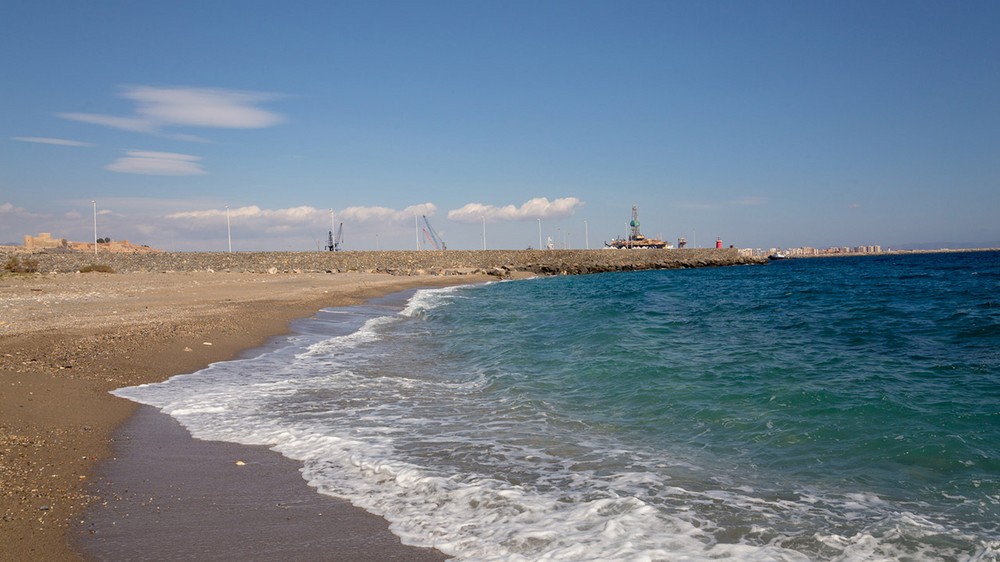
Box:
[3,248,764,278]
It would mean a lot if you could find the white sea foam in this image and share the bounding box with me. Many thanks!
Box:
[111,284,996,562]
[400,284,469,318]
[112,349,867,560]
[169,406,227,416]
[297,314,396,357]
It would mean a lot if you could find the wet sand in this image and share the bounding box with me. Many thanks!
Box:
[0,271,484,560]
[73,406,446,561]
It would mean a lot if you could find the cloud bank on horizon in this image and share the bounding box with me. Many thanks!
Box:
[448,197,583,223]
[1,196,586,250]
[167,203,441,224]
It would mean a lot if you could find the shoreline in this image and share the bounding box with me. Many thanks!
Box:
[0,271,485,560]
[73,405,448,561]
[1,251,760,560]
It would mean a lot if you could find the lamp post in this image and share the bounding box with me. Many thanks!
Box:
[226,206,232,253]
[91,200,97,255]
[481,216,486,250]
[537,218,542,250]
[330,208,336,251]
[584,220,589,250]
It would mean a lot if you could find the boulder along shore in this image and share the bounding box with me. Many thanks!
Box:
[3,247,762,277]
[0,249,762,561]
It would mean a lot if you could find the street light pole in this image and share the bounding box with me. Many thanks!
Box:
[537,218,542,250]
[481,216,486,250]
[91,200,97,255]
[584,220,589,250]
[226,206,232,253]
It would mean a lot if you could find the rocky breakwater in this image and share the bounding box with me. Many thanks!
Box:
[3,248,764,278]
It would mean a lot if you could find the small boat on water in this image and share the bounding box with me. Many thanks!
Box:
[768,252,787,261]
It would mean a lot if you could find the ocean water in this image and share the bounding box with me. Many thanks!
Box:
[114,251,1000,561]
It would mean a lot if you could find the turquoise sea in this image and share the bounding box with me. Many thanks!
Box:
[115,251,1000,561]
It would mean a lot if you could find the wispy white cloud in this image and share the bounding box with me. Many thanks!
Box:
[165,133,213,143]
[167,205,322,221]
[729,196,767,206]
[56,113,155,133]
[105,150,207,176]
[58,85,285,138]
[12,136,93,147]
[677,202,720,211]
[1,202,26,213]
[447,197,582,223]
[168,206,243,220]
[127,86,284,129]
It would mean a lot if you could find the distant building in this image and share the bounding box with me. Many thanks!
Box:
[23,232,68,250]
[20,232,161,254]
[770,244,885,258]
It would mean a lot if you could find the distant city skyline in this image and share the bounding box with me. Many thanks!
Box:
[3,2,998,251]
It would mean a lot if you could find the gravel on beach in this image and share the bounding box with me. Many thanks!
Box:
[0,249,761,560]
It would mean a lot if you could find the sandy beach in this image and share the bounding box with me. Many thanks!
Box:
[1,270,485,560]
[0,249,760,559]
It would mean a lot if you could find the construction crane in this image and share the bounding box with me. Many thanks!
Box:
[421,215,446,250]
[325,222,343,251]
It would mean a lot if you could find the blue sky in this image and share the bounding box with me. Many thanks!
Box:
[2,1,998,251]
